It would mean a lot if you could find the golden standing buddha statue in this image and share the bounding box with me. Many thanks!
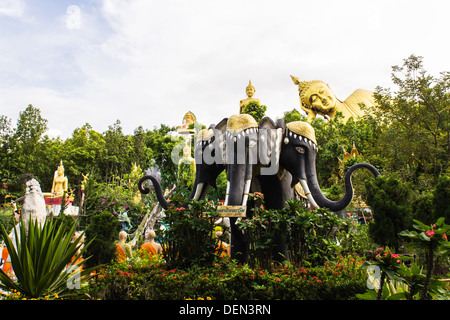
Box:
[239,80,261,114]
[290,75,377,122]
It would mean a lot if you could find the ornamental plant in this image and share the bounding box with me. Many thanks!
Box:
[360,246,411,300]
[0,217,93,299]
[160,199,225,269]
[399,217,450,299]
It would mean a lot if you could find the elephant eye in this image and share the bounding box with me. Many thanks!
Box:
[295,147,305,154]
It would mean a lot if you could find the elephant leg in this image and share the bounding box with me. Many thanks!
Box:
[257,172,294,264]
[230,217,248,264]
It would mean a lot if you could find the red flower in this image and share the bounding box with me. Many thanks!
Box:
[443,233,448,241]
[426,230,435,237]
[276,279,281,282]
[253,192,264,199]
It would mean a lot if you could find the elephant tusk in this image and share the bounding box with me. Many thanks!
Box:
[224,181,230,205]
[300,179,319,208]
[193,182,204,200]
[241,179,252,206]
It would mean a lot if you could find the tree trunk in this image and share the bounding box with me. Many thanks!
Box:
[420,242,434,300]
[377,271,386,300]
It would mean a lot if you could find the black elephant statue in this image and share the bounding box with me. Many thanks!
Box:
[219,114,381,262]
[138,113,381,264]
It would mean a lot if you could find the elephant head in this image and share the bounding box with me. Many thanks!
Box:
[223,114,261,207]
[276,119,381,211]
[138,118,228,210]
[224,115,380,213]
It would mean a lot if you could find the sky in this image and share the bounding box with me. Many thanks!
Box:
[1,0,450,140]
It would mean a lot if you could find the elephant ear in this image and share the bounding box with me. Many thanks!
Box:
[212,117,228,133]
[259,117,283,174]
[211,118,228,164]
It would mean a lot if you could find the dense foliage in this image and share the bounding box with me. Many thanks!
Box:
[88,253,367,300]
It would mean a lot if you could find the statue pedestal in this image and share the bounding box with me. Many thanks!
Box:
[44,197,79,216]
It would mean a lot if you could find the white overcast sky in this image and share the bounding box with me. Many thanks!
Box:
[1,0,450,139]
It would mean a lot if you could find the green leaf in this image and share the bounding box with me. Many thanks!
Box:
[418,232,431,242]
[412,219,430,232]
[435,217,445,227]
[399,230,418,238]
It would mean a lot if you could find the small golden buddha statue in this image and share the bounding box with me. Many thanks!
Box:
[44,160,69,199]
[239,80,261,114]
[177,111,197,134]
[178,144,196,168]
[178,143,196,188]
[81,173,89,191]
[338,142,363,177]
[291,75,377,122]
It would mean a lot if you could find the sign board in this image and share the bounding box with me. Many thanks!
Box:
[217,205,246,217]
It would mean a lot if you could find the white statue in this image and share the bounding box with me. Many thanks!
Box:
[22,178,47,229]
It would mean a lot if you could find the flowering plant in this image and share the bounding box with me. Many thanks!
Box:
[400,217,450,244]
[399,217,450,299]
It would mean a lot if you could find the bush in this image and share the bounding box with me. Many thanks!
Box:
[0,217,91,299]
[365,175,412,251]
[83,211,122,269]
[160,199,225,269]
[88,254,367,300]
[237,199,347,269]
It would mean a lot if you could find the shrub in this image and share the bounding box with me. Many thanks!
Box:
[83,211,122,269]
[0,217,91,299]
[160,199,226,269]
[88,254,367,300]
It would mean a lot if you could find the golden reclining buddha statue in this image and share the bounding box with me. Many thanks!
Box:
[290,75,377,122]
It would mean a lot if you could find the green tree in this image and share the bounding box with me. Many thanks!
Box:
[0,115,13,183]
[370,55,450,189]
[62,123,106,199]
[282,108,306,123]
[130,125,151,169]
[145,124,179,189]
[8,105,49,179]
[241,101,267,122]
[101,120,132,182]
[411,174,450,225]
[432,175,450,224]
[365,175,412,252]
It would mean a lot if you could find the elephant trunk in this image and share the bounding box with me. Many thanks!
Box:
[304,150,380,212]
[138,175,207,210]
[225,135,253,207]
